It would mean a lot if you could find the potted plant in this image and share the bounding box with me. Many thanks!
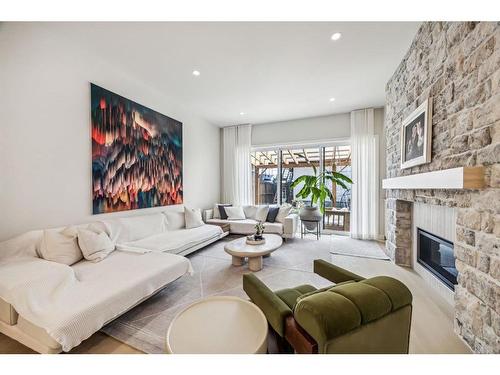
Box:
[254,221,265,240]
[290,167,352,230]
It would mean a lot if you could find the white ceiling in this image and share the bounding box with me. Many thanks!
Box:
[49,22,420,126]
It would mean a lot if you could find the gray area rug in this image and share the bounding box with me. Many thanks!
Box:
[101,234,386,353]
[330,236,390,260]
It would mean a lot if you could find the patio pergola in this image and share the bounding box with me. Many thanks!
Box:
[251,146,351,206]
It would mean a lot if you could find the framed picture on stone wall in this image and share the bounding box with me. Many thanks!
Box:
[400,97,433,169]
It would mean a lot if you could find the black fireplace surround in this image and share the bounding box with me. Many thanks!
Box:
[417,228,457,290]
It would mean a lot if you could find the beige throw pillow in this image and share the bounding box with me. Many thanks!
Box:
[39,226,83,265]
[276,204,292,223]
[243,205,257,219]
[255,205,269,222]
[77,228,115,262]
[184,207,204,229]
[164,211,186,230]
[224,206,246,220]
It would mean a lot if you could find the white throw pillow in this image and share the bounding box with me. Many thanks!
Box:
[77,228,115,262]
[213,204,221,219]
[255,205,269,222]
[117,213,167,243]
[39,226,83,265]
[164,211,186,230]
[276,204,292,223]
[224,206,246,220]
[184,207,204,229]
[243,205,257,219]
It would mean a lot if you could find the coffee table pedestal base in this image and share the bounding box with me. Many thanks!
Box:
[248,256,263,272]
[232,255,244,266]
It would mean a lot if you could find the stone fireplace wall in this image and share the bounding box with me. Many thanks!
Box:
[384,22,499,353]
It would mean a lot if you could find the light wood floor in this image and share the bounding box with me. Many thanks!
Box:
[0,237,471,354]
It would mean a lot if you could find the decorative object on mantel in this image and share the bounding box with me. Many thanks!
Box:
[382,166,485,190]
[400,97,433,170]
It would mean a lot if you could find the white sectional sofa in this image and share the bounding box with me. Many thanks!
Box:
[0,210,226,353]
[204,204,298,239]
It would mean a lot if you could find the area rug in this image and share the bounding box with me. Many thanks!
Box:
[330,236,390,260]
[101,235,387,353]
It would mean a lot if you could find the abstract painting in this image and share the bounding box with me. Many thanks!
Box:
[91,83,183,214]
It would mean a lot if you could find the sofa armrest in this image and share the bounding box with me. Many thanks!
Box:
[202,209,213,222]
[313,260,364,283]
[283,213,298,238]
[243,273,293,337]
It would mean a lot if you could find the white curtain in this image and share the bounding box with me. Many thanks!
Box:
[222,124,252,205]
[350,109,379,240]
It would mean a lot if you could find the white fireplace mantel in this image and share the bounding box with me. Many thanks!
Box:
[382,166,485,190]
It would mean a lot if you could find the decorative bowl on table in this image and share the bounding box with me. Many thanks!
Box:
[246,235,266,245]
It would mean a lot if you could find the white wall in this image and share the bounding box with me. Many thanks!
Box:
[251,113,350,147]
[0,23,220,241]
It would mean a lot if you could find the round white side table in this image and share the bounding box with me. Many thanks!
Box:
[165,296,268,354]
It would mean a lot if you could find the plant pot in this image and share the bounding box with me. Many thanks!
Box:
[299,206,322,230]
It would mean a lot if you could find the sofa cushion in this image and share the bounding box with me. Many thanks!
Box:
[275,284,316,309]
[120,224,223,254]
[0,230,43,261]
[117,213,167,242]
[276,204,292,224]
[39,227,83,266]
[77,228,115,262]
[218,204,232,219]
[360,276,413,311]
[329,282,392,324]
[243,205,257,219]
[224,206,246,220]
[164,211,186,230]
[184,207,204,229]
[263,222,284,234]
[255,206,269,222]
[266,206,280,223]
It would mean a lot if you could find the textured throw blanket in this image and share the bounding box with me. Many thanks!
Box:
[0,251,192,351]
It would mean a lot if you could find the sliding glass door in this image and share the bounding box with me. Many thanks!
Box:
[251,143,351,233]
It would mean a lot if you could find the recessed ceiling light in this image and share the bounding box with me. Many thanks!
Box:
[240,112,245,115]
[329,97,336,102]
[192,70,200,76]
[331,32,342,41]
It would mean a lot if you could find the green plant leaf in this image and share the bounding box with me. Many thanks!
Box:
[290,175,308,188]
[331,171,353,184]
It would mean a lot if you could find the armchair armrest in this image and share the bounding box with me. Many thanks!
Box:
[202,209,213,222]
[243,273,293,337]
[313,259,364,283]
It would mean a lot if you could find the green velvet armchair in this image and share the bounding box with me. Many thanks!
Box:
[243,260,413,354]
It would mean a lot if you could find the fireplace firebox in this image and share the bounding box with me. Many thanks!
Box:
[417,228,457,290]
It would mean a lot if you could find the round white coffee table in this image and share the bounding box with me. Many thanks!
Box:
[224,234,283,271]
[165,296,268,354]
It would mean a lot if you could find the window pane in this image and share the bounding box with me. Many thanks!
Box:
[281,147,319,205]
[323,145,351,233]
[251,150,279,204]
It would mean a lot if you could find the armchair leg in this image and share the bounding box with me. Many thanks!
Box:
[284,316,318,354]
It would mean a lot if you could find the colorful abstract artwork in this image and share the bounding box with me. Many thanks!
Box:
[91,84,183,214]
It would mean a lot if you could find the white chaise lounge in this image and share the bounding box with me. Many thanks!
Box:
[0,210,226,353]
